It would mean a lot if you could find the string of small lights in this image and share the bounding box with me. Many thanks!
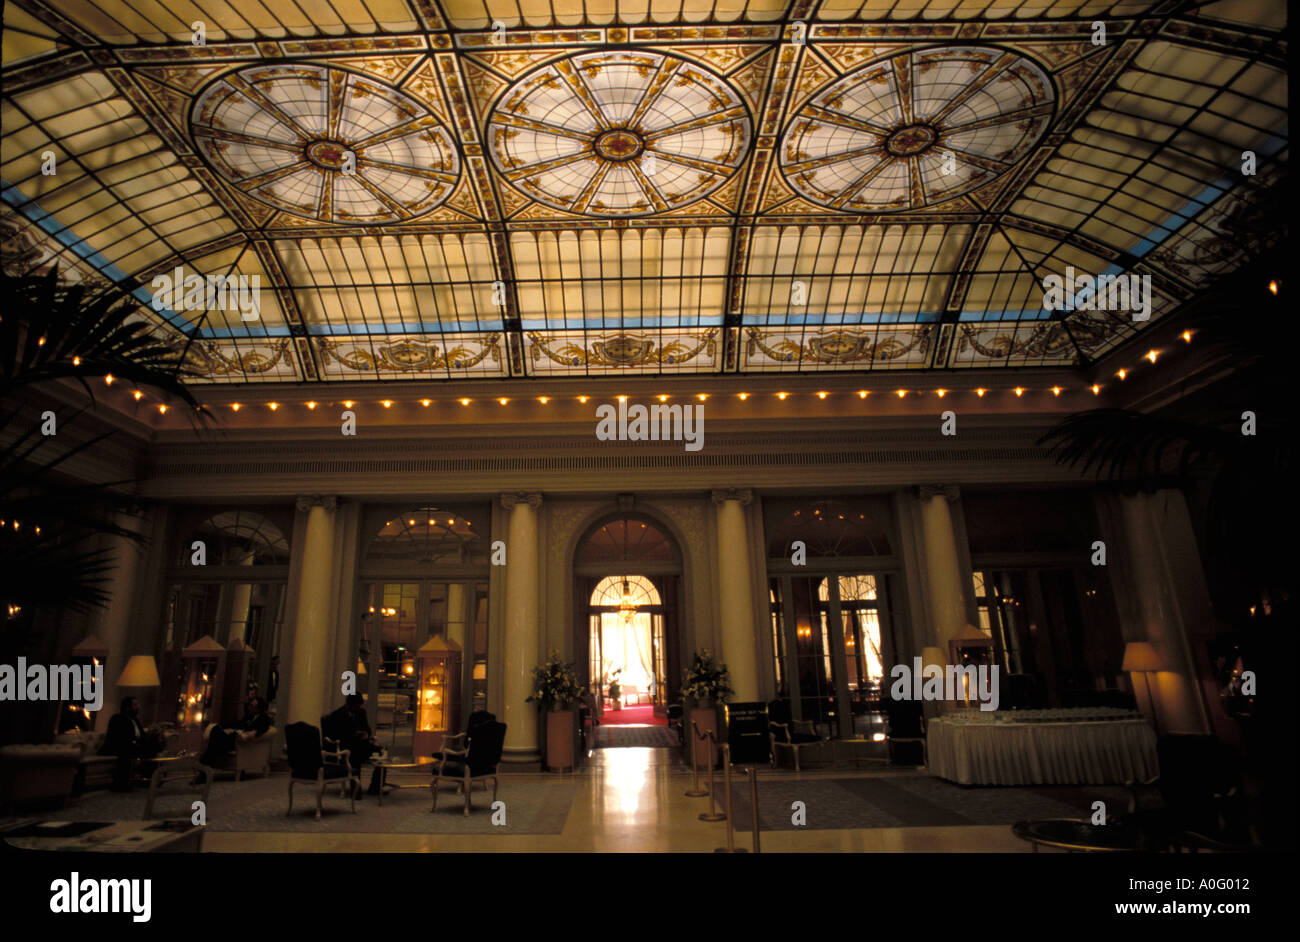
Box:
[95,328,1205,415]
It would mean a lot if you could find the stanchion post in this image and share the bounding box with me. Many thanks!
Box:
[714,743,746,853]
[698,729,725,822]
[685,720,708,797]
[748,765,761,854]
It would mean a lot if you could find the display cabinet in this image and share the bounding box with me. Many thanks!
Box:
[176,635,227,753]
[412,636,461,757]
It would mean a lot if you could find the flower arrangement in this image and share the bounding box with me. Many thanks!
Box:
[604,668,622,702]
[526,650,585,711]
[682,649,733,704]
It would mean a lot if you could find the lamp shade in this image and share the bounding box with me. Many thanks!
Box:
[117,655,160,688]
[1122,641,1163,672]
[920,646,947,668]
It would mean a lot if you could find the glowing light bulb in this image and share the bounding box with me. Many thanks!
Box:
[381,399,393,408]
[343,400,354,409]
[777,392,789,400]
[459,398,471,406]
[1145,350,1158,364]
[858,390,868,399]
[1181,330,1192,343]
[132,390,143,401]
[421,399,432,407]
[817,391,828,399]
[306,401,317,410]
[896,389,907,398]
[1051,387,1062,396]
[498,397,508,405]
[696,393,708,401]
[935,389,947,398]
[1091,384,1101,395]
[1117,368,1128,380]
[268,402,279,411]
[737,392,748,400]
[1268,280,1279,295]
[538,396,549,404]
[231,403,240,411]
[104,374,114,385]
[1014,387,1025,397]
[657,394,669,402]
[158,404,167,414]
[975,388,986,397]
[578,395,589,404]
[617,395,627,403]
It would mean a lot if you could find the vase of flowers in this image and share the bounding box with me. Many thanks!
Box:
[605,668,623,711]
[683,650,732,768]
[527,651,584,772]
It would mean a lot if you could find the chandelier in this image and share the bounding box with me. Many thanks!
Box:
[617,580,637,625]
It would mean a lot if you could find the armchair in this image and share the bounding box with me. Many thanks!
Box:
[143,757,214,820]
[285,722,358,820]
[767,699,824,771]
[883,699,927,766]
[432,710,495,761]
[430,720,506,815]
[203,726,277,781]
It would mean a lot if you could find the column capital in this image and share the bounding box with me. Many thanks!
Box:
[917,485,960,503]
[500,492,542,511]
[711,488,753,507]
[295,495,339,512]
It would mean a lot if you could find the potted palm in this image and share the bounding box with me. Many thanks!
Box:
[683,650,733,769]
[526,651,584,772]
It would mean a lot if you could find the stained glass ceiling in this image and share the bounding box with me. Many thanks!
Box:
[0,0,1287,384]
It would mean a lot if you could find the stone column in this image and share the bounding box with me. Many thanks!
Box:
[712,489,760,702]
[226,552,255,644]
[917,485,972,650]
[93,511,148,731]
[1115,491,1212,734]
[500,493,542,762]
[285,496,338,726]
[446,583,467,649]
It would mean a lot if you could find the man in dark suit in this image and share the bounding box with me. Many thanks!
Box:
[200,696,271,769]
[324,694,381,797]
[100,696,162,791]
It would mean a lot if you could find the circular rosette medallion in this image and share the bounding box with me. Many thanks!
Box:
[488,51,752,216]
[781,47,1054,212]
[191,64,460,224]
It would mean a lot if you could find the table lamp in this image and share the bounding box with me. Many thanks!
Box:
[1122,641,1163,732]
[117,655,161,688]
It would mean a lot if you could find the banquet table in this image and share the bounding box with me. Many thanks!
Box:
[927,713,1158,786]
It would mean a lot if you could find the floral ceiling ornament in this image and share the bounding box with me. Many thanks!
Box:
[191,64,460,224]
[781,46,1055,212]
[488,51,752,217]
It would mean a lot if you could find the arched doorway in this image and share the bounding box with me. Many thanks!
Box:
[575,514,682,723]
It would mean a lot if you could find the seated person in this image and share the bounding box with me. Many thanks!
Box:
[200,696,272,769]
[100,696,164,791]
[324,694,381,797]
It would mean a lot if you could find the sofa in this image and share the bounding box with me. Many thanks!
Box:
[204,726,277,780]
[55,730,116,793]
[0,744,83,810]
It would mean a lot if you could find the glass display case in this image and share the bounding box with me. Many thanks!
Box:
[413,636,461,757]
[177,635,227,752]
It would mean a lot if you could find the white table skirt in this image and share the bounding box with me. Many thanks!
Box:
[927,717,1158,786]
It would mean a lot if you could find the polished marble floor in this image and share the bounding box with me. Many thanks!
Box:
[200,747,1038,853]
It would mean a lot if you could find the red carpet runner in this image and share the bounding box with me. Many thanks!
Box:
[598,705,663,726]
